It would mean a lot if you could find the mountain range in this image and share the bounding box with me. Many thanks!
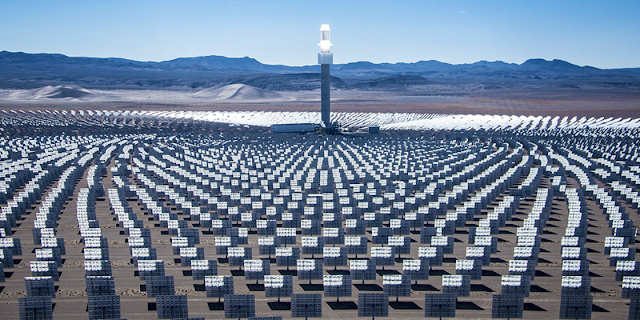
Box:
[1,51,639,91]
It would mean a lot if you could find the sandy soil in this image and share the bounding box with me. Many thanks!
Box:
[1,87,639,118]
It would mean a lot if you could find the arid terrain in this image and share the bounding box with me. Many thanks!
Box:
[1,85,639,118]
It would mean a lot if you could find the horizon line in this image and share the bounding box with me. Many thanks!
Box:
[3,50,639,70]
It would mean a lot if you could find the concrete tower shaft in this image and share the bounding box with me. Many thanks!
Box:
[321,64,331,127]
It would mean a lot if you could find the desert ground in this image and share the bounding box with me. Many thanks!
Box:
[1,85,639,118]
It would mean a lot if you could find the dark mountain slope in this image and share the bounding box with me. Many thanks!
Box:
[1,51,638,90]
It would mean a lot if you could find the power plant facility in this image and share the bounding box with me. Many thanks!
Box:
[318,24,333,130]
[4,2,640,319]
[270,123,319,133]
[271,24,342,134]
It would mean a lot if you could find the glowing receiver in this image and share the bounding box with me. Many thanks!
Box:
[318,24,333,64]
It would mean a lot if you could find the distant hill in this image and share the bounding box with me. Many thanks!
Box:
[195,84,294,101]
[351,75,435,90]
[32,85,93,99]
[9,85,95,100]
[206,73,348,91]
[0,51,639,91]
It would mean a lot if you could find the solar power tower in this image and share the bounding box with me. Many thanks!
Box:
[318,24,333,129]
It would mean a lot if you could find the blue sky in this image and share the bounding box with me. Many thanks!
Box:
[1,0,638,68]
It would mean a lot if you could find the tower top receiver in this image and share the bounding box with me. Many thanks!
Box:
[318,24,333,65]
[319,24,332,53]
